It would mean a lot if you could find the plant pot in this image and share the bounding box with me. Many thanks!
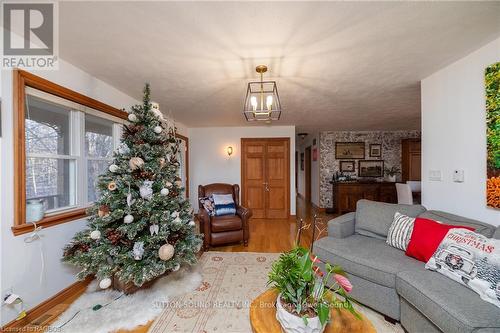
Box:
[386,175,396,182]
[275,293,326,333]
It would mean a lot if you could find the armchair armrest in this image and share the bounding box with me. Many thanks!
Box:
[198,209,211,250]
[328,212,356,238]
[236,205,252,246]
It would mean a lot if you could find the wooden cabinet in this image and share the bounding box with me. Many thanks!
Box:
[402,139,421,182]
[331,182,397,214]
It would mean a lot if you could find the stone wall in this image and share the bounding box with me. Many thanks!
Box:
[319,130,421,208]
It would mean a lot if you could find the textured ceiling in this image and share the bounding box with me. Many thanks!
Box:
[59,1,500,133]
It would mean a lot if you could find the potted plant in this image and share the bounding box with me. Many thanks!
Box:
[384,166,400,182]
[268,247,359,333]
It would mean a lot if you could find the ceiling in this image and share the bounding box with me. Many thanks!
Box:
[59,1,500,133]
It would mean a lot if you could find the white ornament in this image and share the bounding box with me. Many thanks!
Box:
[153,126,162,134]
[158,244,175,261]
[171,211,179,218]
[128,113,138,122]
[126,192,135,207]
[139,181,154,200]
[174,217,182,224]
[124,214,134,224]
[129,157,144,170]
[165,154,171,162]
[117,143,130,155]
[165,181,173,188]
[109,164,119,173]
[152,108,164,120]
[188,220,196,227]
[99,278,112,289]
[150,224,159,235]
[172,263,180,272]
[133,241,145,260]
[160,188,169,196]
[90,230,101,240]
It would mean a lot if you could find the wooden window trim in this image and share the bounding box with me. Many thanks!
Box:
[12,69,128,236]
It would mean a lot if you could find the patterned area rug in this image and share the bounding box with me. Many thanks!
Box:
[149,251,404,333]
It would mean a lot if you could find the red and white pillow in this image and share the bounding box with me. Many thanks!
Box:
[386,212,416,251]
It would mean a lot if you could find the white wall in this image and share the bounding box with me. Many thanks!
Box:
[421,37,500,226]
[188,126,296,215]
[0,62,139,325]
[296,133,320,207]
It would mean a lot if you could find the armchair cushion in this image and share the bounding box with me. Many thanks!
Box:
[211,215,242,232]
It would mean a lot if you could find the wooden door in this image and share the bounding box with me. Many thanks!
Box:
[242,138,290,219]
[305,146,312,203]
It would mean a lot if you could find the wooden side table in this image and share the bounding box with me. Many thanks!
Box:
[250,289,376,333]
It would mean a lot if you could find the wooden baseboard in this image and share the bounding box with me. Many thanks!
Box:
[1,277,92,330]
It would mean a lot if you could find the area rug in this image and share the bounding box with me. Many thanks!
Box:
[148,251,404,333]
[50,267,202,333]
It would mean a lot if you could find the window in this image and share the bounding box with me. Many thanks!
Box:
[13,70,127,235]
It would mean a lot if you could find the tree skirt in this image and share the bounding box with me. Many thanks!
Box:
[51,267,202,333]
[148,252,405,333]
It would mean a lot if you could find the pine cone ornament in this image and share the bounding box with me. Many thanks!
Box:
[79,243,90,252]
[106,229,123,245]
[98,205,110,217]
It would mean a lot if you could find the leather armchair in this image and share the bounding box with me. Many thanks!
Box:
[198,183,252,250]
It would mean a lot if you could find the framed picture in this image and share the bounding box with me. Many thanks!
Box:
[335,142,365,159]
[369,144,382,157]
[340,161,355,173]
[358,160,384,177]
[300,152,305,171]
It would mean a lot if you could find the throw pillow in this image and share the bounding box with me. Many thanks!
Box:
[406,218,474,262]
[386,212,415,251]
[199,196,215,216]
[212,194,236,216]
[426,228,500,309]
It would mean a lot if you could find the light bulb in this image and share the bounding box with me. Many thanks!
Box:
[250,96,257,111]
[266,95,273,110]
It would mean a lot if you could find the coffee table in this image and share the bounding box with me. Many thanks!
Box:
[249,289,376,333]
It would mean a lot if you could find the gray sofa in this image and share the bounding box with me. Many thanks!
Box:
[313,199,500,333]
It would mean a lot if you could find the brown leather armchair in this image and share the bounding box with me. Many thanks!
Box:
[198,183,252,250]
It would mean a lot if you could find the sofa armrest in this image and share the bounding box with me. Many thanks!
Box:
[327,212,356,238]
[494,226,500,240]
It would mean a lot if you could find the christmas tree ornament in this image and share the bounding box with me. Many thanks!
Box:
[106,229,122,245]
[165,154,171,162]
[174,216,182,224]
[108,182,117,191]
[90,230,101,240]
[175,180,183,187]
[158,244,175,261]
[171,211,179,218]
[109,164,119,173]
[98,205,110,217]
[139,181,154,200]
[151,102,163,119]
[172,263,180,272]
[128,113,138,122]
[129,157,145,170]
[160,188,169,196]
[165,181,173,188]
[159,157,166,167]
[117,143,130,155]
[124,214,134,224]
[99,278,112,289]
[188,220,196,227]
[150,224,159,235]
[133,242,145,260]
[153,126,162,134]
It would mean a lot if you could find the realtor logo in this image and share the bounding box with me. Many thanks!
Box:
[2,2,58,69]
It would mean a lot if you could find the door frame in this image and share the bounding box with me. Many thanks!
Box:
[241,137,291,219]
[305,145,312,203]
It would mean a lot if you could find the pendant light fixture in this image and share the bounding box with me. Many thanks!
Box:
[243,65,282,122]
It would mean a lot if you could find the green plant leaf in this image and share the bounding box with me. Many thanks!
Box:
[317,302,330,326]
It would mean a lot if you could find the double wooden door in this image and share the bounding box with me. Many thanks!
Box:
[241,138,290,219]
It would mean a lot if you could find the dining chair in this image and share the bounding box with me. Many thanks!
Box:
[396,183,413,205]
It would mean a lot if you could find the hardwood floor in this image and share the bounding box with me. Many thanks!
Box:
[13,196,336,333]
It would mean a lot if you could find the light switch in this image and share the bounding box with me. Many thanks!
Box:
[429,170,442,181]
[453,170,465,183]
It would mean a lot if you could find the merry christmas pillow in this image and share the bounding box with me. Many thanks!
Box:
[425,228,500,309]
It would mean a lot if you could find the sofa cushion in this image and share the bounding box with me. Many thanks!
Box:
[418,210,495,238]
[396,269,500,333]
[355,200,427,239]
[313,235,423,288]
[211,215,242,232]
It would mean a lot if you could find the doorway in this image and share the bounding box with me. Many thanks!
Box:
[305,146,312,203]
[241,138,290,219]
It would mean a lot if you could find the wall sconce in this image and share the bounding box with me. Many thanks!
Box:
[227,146,233,157]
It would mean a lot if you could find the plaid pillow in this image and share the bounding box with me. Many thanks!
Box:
[199,196,215,216]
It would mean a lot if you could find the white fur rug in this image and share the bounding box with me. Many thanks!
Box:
[51,267,202,333]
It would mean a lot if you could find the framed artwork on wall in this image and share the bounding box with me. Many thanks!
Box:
[369,144,382,157]
[335,142,365,159]
[358,160,384,177]
[340,161,355,173]
[486,62,500,208]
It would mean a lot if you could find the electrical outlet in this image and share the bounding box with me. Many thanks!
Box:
[429,170,442,181]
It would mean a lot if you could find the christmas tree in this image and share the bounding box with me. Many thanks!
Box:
[63,84,202,289]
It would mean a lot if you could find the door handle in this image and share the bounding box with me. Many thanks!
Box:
[263,182,270,192]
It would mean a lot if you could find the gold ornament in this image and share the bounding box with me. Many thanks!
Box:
[98,205,110,217]
[158,244,175,261]
[108,182,117,191]
[129,157,145,170]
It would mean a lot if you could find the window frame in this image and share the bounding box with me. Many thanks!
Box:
[12,69,128,236]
